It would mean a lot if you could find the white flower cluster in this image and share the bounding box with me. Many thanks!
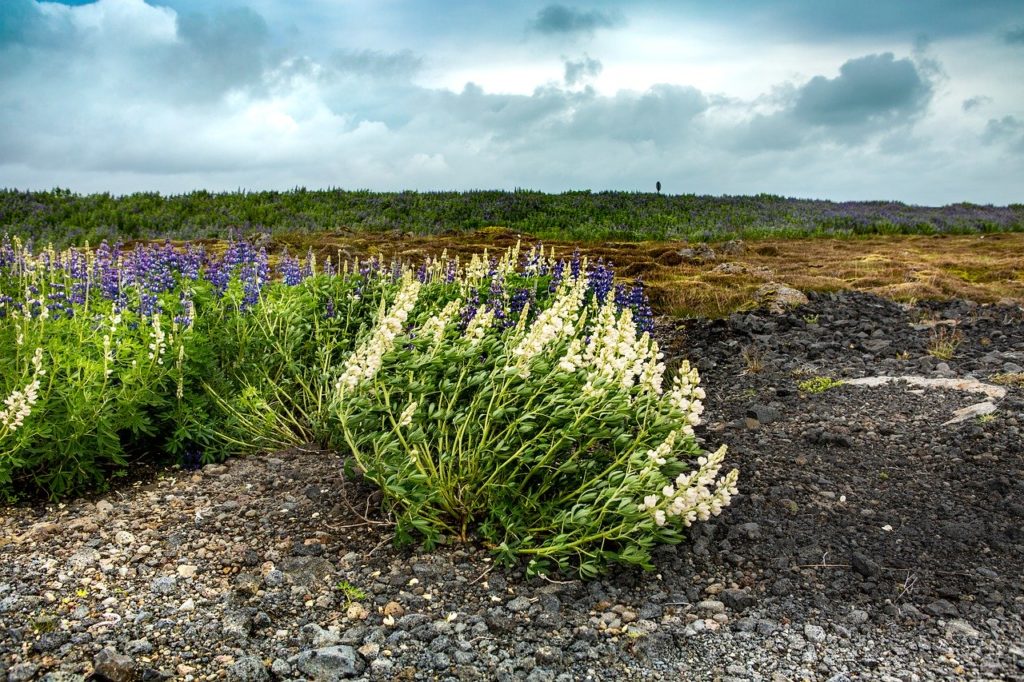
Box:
[102,313,122,378]
[580,302,665,395]
[397,401,418,428]
[637,444,739,527]
[494,240,522,278]
[419,299,462,349]
[1,348,45,434]
[666,360,705,436]
[463,253,489,284]
[464,308,496,346]
[147,313,168,364]
[511,276,588,375]
[336,278,421,393]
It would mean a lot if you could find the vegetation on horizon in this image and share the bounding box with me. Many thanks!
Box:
[2,188,1021,247]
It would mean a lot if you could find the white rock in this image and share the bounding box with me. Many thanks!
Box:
[177,565,198,579]
[114,531,135,546]
[179,598,196,612]
[943,401,997,425]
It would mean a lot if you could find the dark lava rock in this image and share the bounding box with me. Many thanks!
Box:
[292,645,365,680]
[851,553,881,578]
[92,648,140,682]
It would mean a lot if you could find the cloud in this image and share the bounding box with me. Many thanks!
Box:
[792,53,932,127]
[530,5,624,36]
[331,49,423,80]
[962,95,991,111]
[1006,26,1024,44]
[172,7,271,99]
[563,54,602,86]
[982,115,1024,152]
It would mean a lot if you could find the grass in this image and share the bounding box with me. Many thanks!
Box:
[927,326,963,360]
[798,377,845,394]
[992,372,1024,387]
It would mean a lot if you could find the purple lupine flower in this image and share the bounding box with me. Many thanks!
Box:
[324,298,336,319]
[460,288,480,330]
[279,249,302,286]
[569,249,582,280]
[445,258,458,284]
[488,274,507,327]
[510,287,531,319]
[549,260,564,292]
[302,248,315,280]
[588,258,614,305]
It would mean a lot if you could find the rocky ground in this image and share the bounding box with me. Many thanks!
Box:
[1,291,1022,682]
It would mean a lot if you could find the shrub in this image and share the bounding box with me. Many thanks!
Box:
[328,269,738,577]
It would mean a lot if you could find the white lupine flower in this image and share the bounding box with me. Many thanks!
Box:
[336,278,422,394]
[557,339,584,374]
[511,276,587,374]
[397,401,417,428]
[419,299,462,349]
[653,510,667,527]
[662,485,675,498]
[637,494,658,512]
[645,430,676,466]
[148,314,167,364]
[1,348,45,433]
[465,308,496,346]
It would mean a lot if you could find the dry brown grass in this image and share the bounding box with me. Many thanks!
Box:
[268,230,1024,317]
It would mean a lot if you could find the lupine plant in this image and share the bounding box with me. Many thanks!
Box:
[0,234,737,577]
[328,251,737,577]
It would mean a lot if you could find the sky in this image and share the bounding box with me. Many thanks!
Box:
[0,0,1022,204]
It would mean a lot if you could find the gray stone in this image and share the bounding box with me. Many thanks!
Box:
[93,648,139,682]
[803,623,826,643]
[746,404,782,425]
[149,576,177,595]
[506,596,532,613]
[7,664,40,682]
[293,645,364,680]
[263,570,285,588]
[850,552,881,578]
[925,599,959,618]
[721,588,757,611]
[848,609,869,625]
[302,623,341,647]
[227,656,269,682]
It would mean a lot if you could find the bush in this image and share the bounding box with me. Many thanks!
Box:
[329,270,738,577]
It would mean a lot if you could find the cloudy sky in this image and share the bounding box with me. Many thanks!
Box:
[1,0,1022,204]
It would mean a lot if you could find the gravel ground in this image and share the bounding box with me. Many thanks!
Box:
[1,291,1022,681]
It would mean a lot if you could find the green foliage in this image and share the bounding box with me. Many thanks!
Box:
[335,579,367,604]
[798,376,844,394]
